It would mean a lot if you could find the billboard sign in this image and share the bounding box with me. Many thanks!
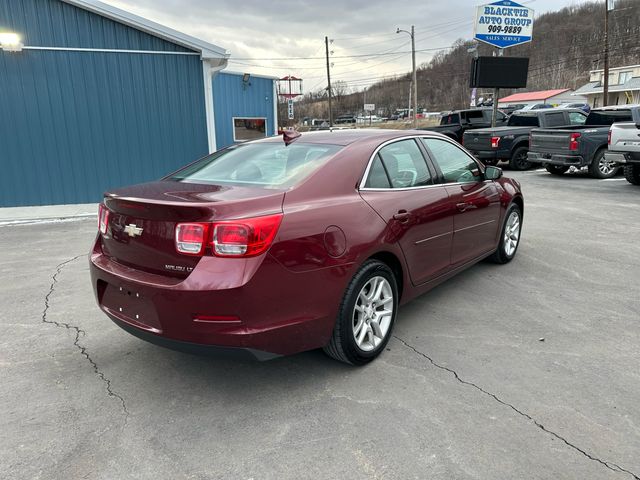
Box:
[474,0,534,49]
[364,104,375,112]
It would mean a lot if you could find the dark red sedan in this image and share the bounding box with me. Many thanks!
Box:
[90,130,523,365]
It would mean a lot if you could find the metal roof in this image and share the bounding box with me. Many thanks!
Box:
[62,0,229,59]
[499,89,571,103]
[573,77,640,95]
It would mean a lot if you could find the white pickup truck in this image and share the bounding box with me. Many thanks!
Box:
[605,120,640,185]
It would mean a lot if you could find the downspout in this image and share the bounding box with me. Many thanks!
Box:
[202,56,228,153]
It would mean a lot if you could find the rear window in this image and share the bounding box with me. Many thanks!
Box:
[508,114,539,127]
[440,113,460,125]
[462,110,485,124]
[167,142,341,189]
[586,110,632,126]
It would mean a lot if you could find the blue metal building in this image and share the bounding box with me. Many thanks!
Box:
[0,0,278,207]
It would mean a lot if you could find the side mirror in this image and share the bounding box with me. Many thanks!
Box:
[484,165,503,180]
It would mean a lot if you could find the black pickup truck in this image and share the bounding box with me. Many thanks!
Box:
[463,109,587,170]
[420,108,508,143]
[527,106,640,178]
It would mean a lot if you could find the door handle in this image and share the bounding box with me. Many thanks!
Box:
[457,202,471,212]
[393,210,411,223]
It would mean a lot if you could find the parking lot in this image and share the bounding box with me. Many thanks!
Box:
[1,169,639,480]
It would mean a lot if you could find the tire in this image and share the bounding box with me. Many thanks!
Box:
[509,146,532,171]
[546,165,569,175]
[623,164,640,185]
[588,148,619,179]
[488,203,522,264]
[323,260,398,365]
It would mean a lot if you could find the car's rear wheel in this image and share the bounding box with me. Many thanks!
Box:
[488,203,522,264]
[324,260,398,365]
[509,146,532,171]
[589,149,618,179]
[623,164,640,185]
[546,165,569,175]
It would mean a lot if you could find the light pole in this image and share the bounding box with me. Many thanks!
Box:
[397,26,417,128]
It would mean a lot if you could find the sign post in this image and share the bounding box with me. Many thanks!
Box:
[364,103,375,126]
[474,0,534,127]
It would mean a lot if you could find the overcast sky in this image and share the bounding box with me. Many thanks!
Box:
[105,0,591,93]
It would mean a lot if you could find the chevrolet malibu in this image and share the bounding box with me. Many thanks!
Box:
[90,130,524,365]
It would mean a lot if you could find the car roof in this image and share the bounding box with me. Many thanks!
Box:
[260,129,442,146]
[512,107,584,114]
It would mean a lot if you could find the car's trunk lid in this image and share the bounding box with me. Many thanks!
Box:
[100,180,285,278]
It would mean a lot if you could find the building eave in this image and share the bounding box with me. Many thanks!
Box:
[61,0,229,60]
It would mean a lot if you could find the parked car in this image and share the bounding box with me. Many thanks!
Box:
[420,108,508,143]
[501,104,526,116]
[528,106,640,178]
[335,114,357,125]
[463,108,587,170]
[520,103,554,111]
[558,103,591,114]
[89,130,524,365]
[605,118,640,185]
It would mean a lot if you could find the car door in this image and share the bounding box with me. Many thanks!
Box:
[359,138,455,285]
[420,137,502,266]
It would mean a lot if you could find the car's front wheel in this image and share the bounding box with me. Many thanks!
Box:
[488,203,522,264]
[324,260,398,365]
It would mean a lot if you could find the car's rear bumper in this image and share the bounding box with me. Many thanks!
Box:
[528,151,586,167]
[605,151,640,164]
[89,239,350,358]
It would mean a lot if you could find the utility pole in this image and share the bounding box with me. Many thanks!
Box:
[397,26,417,128]
[603,0,610,106]
[325,36,333,127]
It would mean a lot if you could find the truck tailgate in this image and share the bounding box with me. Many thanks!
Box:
[463,131,493,151]
[529,129,573,153]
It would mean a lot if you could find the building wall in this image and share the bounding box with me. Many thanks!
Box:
[0,0,209,207]
[213,72,277,149]
[587,92,640,108]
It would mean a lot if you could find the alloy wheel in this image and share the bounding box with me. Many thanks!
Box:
[503,210,521,257]
[598,156,617,176]
[352,276,394,352]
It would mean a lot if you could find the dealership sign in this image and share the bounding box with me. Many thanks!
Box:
[474,0,534,49]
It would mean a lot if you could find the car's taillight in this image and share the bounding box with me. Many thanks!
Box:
[569,132,581,151]
[491,136,500,148]
[213,214,283,257]
[608,129,612,146]
[98,204,109,234]
[175,223,209,255]
[174,214,283,258]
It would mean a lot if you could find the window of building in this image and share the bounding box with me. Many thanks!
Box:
[618,71,633,85]
[233,117,267,142]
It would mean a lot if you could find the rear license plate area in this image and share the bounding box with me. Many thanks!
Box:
[101,283,162,333]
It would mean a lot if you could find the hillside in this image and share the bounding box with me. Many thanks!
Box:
[296,0,640,118]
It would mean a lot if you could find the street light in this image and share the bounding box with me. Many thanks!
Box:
[397,26,417,128]
[0,32,23,52]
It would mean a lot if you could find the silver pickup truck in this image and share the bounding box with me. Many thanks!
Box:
[605,120,640,185]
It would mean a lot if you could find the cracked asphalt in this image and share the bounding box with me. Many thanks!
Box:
[1,169,639,480]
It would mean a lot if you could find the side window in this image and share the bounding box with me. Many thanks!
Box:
[569,112,587,125]
[545,112,567,127]
[376,139,432,188]
[421,138,480,184]
[364,154,391,188]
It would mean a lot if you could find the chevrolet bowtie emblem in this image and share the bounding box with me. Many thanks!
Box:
[123,224,144,237]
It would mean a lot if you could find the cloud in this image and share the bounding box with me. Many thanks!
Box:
[104,0,590,92]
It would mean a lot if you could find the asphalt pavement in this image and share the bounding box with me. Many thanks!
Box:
[1,169,639,480]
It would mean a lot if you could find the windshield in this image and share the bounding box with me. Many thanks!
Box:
[508,115,539,127]
[585,110,632,126]
[167,142,341,188]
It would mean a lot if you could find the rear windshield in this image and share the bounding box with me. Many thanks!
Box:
[585,110,632,126]
[508,114,539,127]
[167,142,341,189]
[440,113,460,125]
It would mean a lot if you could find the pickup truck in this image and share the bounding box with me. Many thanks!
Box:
[462,109,587,170]
[420,108,508,143]
[605,119,640,185]
[528,106,640,178]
